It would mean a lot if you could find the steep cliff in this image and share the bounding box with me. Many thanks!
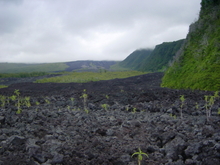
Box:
[162,0,220,91]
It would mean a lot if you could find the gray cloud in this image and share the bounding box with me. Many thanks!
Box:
[0,0,24,34]
[0,0,201,63]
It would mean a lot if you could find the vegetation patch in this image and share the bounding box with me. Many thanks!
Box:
[0,85,7,89]
[35,71,147,83]
[0,72,48,78]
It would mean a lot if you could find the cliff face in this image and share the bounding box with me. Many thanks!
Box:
[162,1,220,91]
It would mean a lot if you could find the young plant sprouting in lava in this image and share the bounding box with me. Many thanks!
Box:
[132,148,149,165]
[204,91,219,122]
[180,95,185,119]
[81,89,89,113]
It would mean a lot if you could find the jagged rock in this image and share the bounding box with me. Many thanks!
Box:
[32,153,46,163]
[164,136,186,161]
[0,72,219,164]
[202,125,215,137]
[51,153,64,164]
[119,154,131,164]
[0,116,5,125]
[184,142,201,158]
[8,135,26,146]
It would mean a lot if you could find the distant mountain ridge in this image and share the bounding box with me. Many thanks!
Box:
[0,61,117,73]
[65,61,117,72]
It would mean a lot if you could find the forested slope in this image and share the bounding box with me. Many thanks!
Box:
[139,39,184,72]
[162,0,220,91]
[119,49,153,70]
[118,39,184,72]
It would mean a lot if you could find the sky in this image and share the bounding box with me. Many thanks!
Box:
[0,0,201,63]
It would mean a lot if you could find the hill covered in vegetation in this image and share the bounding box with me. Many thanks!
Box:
[139,39,184,72]
[118,49,153,70]
[117,39,184,72]
[162,0,220,91]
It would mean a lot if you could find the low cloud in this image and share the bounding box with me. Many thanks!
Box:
[0,0,201,63]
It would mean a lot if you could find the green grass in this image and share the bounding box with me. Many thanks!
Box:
[0,72,48,78]
[110,62,133,71]
[0,62,68,73]
[35,71,147,83]
[0,85,7,89]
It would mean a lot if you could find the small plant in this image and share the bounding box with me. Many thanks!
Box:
[205,91,219,119]
[35,101,40,106]
[81,89,88,112]
[218,108,220,115]
[84,109,89,113]
[132,148,149,165]
[205,91,219,121]
[24,96,31,108]
[180,95,185,119]
[10,95,17,101]
[14,89,22,114]
[16,108,22,114]
[132,107,137,114]
[195,102,199,110]
[0,95,6,108]
[101,104,109,110]
[105,95,109,99]
[169,114,177,119]
[45,98,50,104]
[67,105,70,110]
[72,108,77,111]
[70,97,75,106]
[14,89,20,97]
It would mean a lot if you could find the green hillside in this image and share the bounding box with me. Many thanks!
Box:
[162,0,220,91]
[119,49,153,70]
[118,39,184,72]
[139,39,184,72]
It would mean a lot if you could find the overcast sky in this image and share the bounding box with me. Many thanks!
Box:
[0,0,201,63]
